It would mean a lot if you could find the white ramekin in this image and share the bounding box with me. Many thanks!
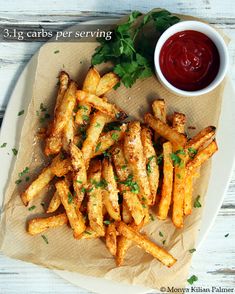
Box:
[154,20,229,96]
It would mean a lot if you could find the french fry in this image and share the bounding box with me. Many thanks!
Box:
[123,191,145,225]
[116,222,177,267]
[144,113,187,148]
[50,156,72,177]
[75,67,100,125]
[96,72,119,97]
[56,180,86,238]
[87,160,105,236]
[172,112,186,134]
[122,200,133,224]
[27,213,68,235]
[124,121,152,205]
[55,71,70,111]
[152,99,166,123]
[62,112,75,152]
[76,90,127,120]
[69,143,87,208]
[47,191,61,213]
[157,142,173,220]
[102,158,121,221]
[187,140,218,172]
[77,227,101,239]
[82,111,108,168]
[105,222,117,256]
[92,124,127,157]
[141,127,159,205]
[186,126,216,151]
[45,81,77,155]
[184,174,193,215]
[116,235,132,266]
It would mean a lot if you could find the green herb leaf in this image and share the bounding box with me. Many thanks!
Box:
[189,248,196,253]
[28,205,36,211]
[18,167,29,178]
[194,195,202,208]
[149,214,155,221]
[224,233,229,238]
[12,148,18,156]
[103,220,111,225]
[76,180,83,184]
[103,150,111,158]
[95,122,101,128]
[68,192,73,204]
[54,50,60,54]
[40,103,47,112]
[157,154,163,165]
[120,174,139,194]
[176,173,181,179]
[0,143,7,148]
[78,105,88,111]
[82,115,90,122]
[187,275,198,285]
[81,187,86,193]
[91,179,108,189]
[84,231,92,235]
[18,110,24,116]
[121,165,127,170]
[188,147,197,159]
[25,176,30,182]
[159,231,164,237]
[15,179,22,185]
[41,234,49,244]
[111,133,119,141]
[95,142,102,153]
[170,152,184,167]
[162,240,166,245]
[146,155,155,174]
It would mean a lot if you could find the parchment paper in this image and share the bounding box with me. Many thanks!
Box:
[0,11,228,291]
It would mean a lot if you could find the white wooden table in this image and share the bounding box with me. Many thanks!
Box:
[0,1,234,293]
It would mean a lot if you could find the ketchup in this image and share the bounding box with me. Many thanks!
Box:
[159,30,220,91]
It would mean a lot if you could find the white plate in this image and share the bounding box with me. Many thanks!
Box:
[1,19,235,294]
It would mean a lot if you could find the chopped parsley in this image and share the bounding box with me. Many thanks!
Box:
[120,175,139,194]
[111,133,119,141]
[84,231,92,235]
[54,50,60,54]
[159,231,164,237]
[176,173,181,179]
[78,105,88,111]
[121,165,127,170]
[25,176,30,182]
[0,143,7,148]
[104,122,122,132]
[82,115,90,122]
[91,179,108,189]
[187,275,198,285]
[12,148,18,156]
[18,110,24,116]
[15,179,22,185]
[188,147,197,159]
[146,155,155,174]
[28,205,36,211]
[170,152,184,167]
[41,234,49,244]
[68,192,73,204]
[95,122,101,128]
[103,220,112,225]
[189,248,196,253]
[224,233,229,238]
[194,195,202,208]
[149,214,155,221]
[81,187,86,193]
[95,142,102,152]
[162,240,166,245]
[76,180,83,184]
[18,167,29,178]
[157,154,163,165]
[40,103,47,112]
[103,150,111,158]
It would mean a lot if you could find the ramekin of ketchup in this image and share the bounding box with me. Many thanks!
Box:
[154,21,229,96]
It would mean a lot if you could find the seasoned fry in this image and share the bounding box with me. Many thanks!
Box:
[158,142,173,220]
[187,140,218,172]
[141,127,159,204]
[76,90,127,119]
[184,174,193,215]
[87,160,105,236]
[50,156,72,177]
[62,112,75,152]
[172,112,186,134]
[117,222,177,267]
[152,99,166,123]
[122,200,133,224]
[69,143,87,208]
[144,113,187,148]
[81,111,108,168]
[96,72,119,97]
[75,67,100,125]
[186,126,216,150]
[56,180,86,238]
[124,121,152,205]
[47,191,61,213]
[45,81,77,155]
[92,124,127,157]
[27,213,68,235]
[105,222,117,256]
[116,235,132,266]
[102,158,121,221]
[77,227,101,239]
[123,191,145,225]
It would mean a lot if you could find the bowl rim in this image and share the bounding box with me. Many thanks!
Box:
[154,20,229,97]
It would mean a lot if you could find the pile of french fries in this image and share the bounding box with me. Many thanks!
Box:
[21,67,218,268]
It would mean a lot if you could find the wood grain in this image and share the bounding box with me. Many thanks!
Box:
[0,0,234,292]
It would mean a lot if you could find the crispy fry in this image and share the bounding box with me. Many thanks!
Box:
[141,127,159,205]
[62,113,75,152]
[81,111,108,168]
[69,143,87,208]
[50,156,72,177]
[92,124,127,157]
[186,126,216,150]
[77,227,101,239]
[96,72,119,97]
[76,90,127,119]
[47,191,61,213]
[123,191,145,225]
[87,160,105,236]
[144,113,187,148]
[187,140,218,172]
[27,213,68,235]
[105,222,117,256]
[116,235,132,266]
[124,121,152,205]
[102,158,121,221]
[172,112,186,134]
[117,222,177,267]
[122,200,133,224]
[184,174,193,215]
[152,99,166,123]
[56,180,86,238]
[45,81,77,155]
[55,71,70,110]
[157,142,173,220]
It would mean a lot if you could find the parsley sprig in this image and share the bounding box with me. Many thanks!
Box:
[91,10,180,88]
